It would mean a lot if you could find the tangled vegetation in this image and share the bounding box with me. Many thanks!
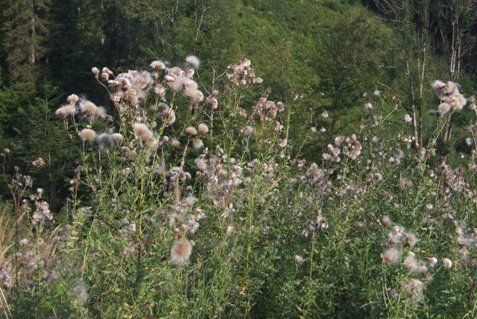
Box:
[0,54,475,318]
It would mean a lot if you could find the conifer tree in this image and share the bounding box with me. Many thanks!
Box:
[2,0,49,88]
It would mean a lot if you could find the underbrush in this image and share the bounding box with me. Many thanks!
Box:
[0,57,476,318]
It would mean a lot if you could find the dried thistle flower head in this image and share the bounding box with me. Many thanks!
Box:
[79,128,96,142]
[382,247,400,264]
[184,126,198,137]
[193,138,204,150]
[427,257,438,268]
[438,102,452,115]
[404,252,419,272]
[442,258,453,269]
[55,104,76,119]
[79,100,100,118]
[133,123,153,143]
[406,232,418,247]
[91,67,100,77]
[380,216,391,227]
[185,55,200,69]
[111,133,124,144]
[241,126,254,136]
[197,123,209,135]
[171,139,180,148]
[401,278,424,303]
[295,255,305,266]
[150,60,166,70]
[170,238,193,266]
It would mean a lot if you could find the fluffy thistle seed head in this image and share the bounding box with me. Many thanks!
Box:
[428,257,438,268]
[55,104,76,119]
[382,247,400,264]
[442,258,452,269]
[185,126,197,137]
[197,123,209,135]
[404,252,419,272]
[133,123,153,143]
[295,255,305,266]
[111,133,124,144]
[79,128,96,142]
[67,94,80,105]
[438,102,452,115]
[170,238,193,266]
[380,216,391,227]
[91,67,100,77]
[79,100,100,117]
[150,60,166,70]
[171,139,180,148]
[185,55,200,69]
[432,80,446,92]
[406,232,418,247]
[193,138,204,150]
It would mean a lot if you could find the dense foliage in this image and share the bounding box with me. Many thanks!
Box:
[0,0,476,318]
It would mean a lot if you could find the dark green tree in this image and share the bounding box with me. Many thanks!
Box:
[2,0,49,89]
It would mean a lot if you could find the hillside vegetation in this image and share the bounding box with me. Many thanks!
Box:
[0,0,476,318]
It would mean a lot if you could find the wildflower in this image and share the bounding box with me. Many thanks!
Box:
[432,80,446,92]
[102,67,113,75]
[342,134,362,160]
[382,247,400,264]
[171,139,180,148]
[241,126,254,136]
[442,258,452,269]
[321,110,329,118]
[389,225,405,244]
[170,238,193,266]
[192,138,204,150]
[91,67,100,77]
[0,262,13,289]
[185,88,204,103]
[374,89,381,97]
[227,59,262,86]
[185,55,200,69]
[79,100,100,118]
[78,128,96,142]
[380,216,391,227]
[206,95,219,109]
[150,60,166,70]
[96,133,115,148]
[438,102,452,115]
[55,104,76,119]
[401,278,424,303]
[406,232,418,247]
[404,252,419,272]
[404,114,412,123]
[133,123,153,143]
[365,102,373,110]
[32,201,53,223]
[295,255,305,267]
[197,123,209,135]
[67,94,79,105]
[184,126,198,137]
[428,257,437,268]
[111,133,124,144]
[167,110,176,126]
[32,157,45,167]
[196,158,207,170]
